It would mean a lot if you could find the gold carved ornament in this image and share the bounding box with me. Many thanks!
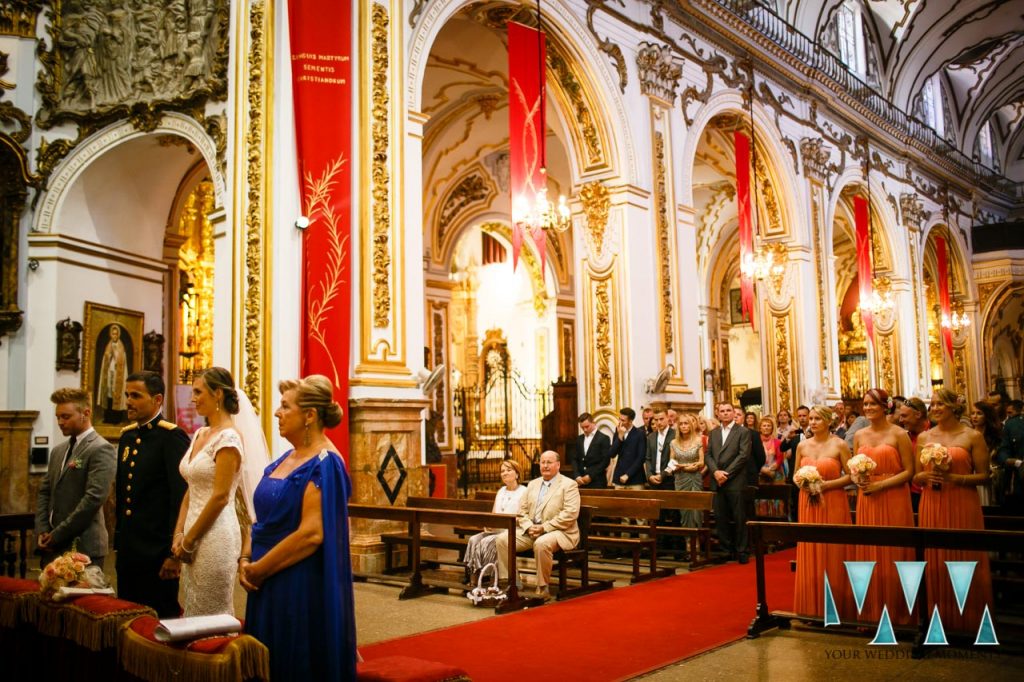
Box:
[371,3,391,328]
[304,156,350,386]
[774,315,791,412]
[810,186,828,382]
[653,131,673,353]
[595,280,612,406]
[243,0,267,412]
[578,180,609,256]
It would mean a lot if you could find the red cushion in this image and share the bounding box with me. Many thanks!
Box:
[358,655,469,682]
[70,594,151,617]
[129,615,244,654]
[0,578,40,596]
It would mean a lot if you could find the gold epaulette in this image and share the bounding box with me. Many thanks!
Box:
[157,420,178,430]
[120,422,138,435]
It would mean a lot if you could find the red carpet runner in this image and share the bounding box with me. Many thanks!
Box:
[360,549,795,681]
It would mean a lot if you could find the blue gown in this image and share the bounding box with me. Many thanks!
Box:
[246,450,356,680]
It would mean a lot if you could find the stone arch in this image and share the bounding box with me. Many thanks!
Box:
[33,113,224,235]
[920,217,974,301]
[406,0,637,186]
[825,168,904,280]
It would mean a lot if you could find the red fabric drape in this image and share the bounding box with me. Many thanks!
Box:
[853,195,875,344]
[290,0,353,454]
[508,22,546,273]
[734,131,754,324]
[936,236,954,358]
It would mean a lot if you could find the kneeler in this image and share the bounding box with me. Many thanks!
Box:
[358,655,470,682]
[0,576,42,678]
[119,615,269,682]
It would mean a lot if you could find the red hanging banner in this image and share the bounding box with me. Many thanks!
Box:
[508,21,546,273]
[936,236,954,358]
[853,195,875,344]
[734,131,754,324]
[289,0,352,455]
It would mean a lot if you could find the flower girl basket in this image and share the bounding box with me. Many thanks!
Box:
[466,562,507,608]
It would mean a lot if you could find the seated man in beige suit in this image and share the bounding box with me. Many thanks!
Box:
[496,450,580,600]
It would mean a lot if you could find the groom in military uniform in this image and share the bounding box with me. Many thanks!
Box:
[115,371,190,617]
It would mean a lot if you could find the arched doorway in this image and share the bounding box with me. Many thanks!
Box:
[922,225,972,397]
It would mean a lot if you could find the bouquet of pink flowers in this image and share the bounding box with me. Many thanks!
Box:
[919,443,951,490]
[793,465,824,502]
[39,548,91,599]
[846,453,877,485]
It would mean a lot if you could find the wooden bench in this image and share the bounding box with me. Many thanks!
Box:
[579,489,716,568]
[578,496,667,583]
[349,503,532,611]
[379,497,494,576]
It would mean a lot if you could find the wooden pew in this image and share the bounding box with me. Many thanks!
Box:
[745,521,1024,657]
[578,496,667,583]
[578,489,715,568]
[382,497,494,575]
[348,503,533,611]
[0,514,33,578]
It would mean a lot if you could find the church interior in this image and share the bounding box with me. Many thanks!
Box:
[1,1,1023,679]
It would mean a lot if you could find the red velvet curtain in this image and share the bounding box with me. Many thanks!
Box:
[936,236,954,358]
[734,131,754,324]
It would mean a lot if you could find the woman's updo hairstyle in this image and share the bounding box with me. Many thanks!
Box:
[809,404,834,426]
[200,367,240,414]
[279,374,344,428]
[864,388,894,415]
[932,387,966,419]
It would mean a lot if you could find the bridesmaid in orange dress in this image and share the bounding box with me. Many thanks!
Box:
[793,405,855,620]
[913,388,993,634]
[845,388,915,625]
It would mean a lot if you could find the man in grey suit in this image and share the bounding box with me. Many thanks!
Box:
[35,388,117,569]
[705,402,752,563]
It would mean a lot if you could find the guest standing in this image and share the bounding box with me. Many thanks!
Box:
[793,405,854,620]
[573,413,610,489]
[115,371,190,618]
[241,376,356,681]
[914,389,993,633]
[846,388,914,625]
[669,414,704,528]
[464,459,526,580]
[609,408,647,489]
[775,408,793,440]
[35,388,116,569]
[996,401,1024,513]
[756,416,786,518]
[899,396,931,512]
[969,400,1001,506]
[706,403,752,563]
[172,368,244,616]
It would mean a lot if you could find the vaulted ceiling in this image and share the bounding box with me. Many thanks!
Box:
[784,0,1024,179]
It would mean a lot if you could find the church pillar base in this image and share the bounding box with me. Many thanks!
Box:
[347,397,430,574]
[0,411,39,514]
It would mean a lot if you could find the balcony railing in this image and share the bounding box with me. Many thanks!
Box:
[702,0,1017,196]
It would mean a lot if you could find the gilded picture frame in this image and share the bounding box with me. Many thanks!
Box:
[728,288,745,325]
[731,384,748,404]
[81,302,144,439]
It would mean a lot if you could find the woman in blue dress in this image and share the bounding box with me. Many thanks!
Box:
[239,375,356,680]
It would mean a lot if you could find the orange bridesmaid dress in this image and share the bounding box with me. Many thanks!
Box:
[918,446,993,633]
[794,456,855,620]
[854,445,915,624]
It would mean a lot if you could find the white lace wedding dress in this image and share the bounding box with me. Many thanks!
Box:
[179,427,244,617]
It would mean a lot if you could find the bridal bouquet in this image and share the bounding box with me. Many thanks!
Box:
[39,548,91,599]
[920,443,951,490]
[793,465,824,502]
[846,453,877,485]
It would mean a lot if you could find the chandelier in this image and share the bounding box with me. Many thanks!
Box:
[512,183,571,233]
[740,241,786,282]
[861,275,895,316]
[941,300,970,332]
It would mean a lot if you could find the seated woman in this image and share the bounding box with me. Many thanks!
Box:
[464,459,526,581]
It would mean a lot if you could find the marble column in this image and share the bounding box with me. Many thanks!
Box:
[348,398,431,574]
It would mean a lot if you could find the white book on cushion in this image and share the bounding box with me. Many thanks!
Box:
[154,614,242,642]
[55,586,115,601]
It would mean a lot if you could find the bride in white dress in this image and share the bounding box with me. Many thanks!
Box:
[172,367,267,617]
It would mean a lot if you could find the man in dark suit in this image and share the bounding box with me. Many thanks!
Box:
[573,412,611,489]
[779,405,810,520]
[997,401,1024,514]
[706,403,752,563]
[115,371,190,617]
[35,388,117,569]
[645,409,676,490]
[609,407,647,489]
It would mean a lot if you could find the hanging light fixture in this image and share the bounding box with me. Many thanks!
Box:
[511,0,571,235]
[738,86,786,286]
[859,141,895,318]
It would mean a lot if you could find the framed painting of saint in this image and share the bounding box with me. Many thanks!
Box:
[81,302,144,439]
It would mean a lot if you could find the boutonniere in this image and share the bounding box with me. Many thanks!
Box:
[67,456,84,470]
